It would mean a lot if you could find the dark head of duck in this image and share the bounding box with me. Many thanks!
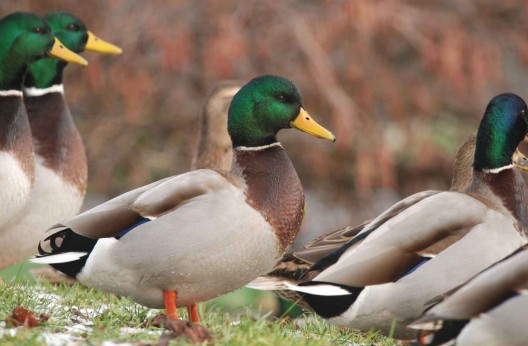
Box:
[228,75,304,147]
[227,75,336,148]
[0,12,56,90]
[473,93,528,172]
[23,12,90,89]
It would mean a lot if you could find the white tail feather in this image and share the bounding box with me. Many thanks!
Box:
[30,252,87,264]
[407,320,444,331]
[245,276,290,291]
[284,282,352,296]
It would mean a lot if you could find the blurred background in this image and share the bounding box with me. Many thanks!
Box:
[3,0,528,318]
[3,1,528,257]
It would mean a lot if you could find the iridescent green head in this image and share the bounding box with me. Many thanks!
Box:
[0,12,87,90]
[0,12,56,90]
[44,12,122,55]
[25,12,121,89]
[43,12,89,54]
[228,75,335,147]
[474,93,528,172]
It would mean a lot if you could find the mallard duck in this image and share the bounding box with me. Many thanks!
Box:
[32,75,335,323]
[0,13,121,269]
[409,245,528,346]
[247,135,477,309]
[251,93,528,339]
[0,12,87,267]
[30,80,233,284]
[192,80,243,170]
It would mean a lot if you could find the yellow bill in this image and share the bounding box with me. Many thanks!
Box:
[513,148,528,171]
[47,37,88,66]
[290,108,336,142]
[85,31,123,55]
[513,135,528,171]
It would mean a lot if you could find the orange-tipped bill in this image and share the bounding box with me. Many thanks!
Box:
[47,37,88,66]
[290,108,336,142]
[85,31,123,55]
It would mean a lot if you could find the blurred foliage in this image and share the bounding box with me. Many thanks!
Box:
[3,1,528,212]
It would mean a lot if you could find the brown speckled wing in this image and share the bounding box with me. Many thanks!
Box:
[43,170,239,240]
[292,223,369,265]
[130,169,237,219]
[312,192,489,287]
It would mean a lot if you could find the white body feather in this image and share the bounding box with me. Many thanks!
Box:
[0,157,83,267]
[0,152,32,231]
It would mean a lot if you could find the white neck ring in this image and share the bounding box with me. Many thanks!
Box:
[235,142,282,151]
[0,90,23,97]
[23,84,64,97]
[482,164,514,174]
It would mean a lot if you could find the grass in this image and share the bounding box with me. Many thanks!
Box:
[0,264,400,346]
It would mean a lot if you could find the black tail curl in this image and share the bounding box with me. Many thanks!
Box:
[37,227,98,278]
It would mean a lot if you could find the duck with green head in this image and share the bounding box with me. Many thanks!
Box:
[0,11,86,266]
[0,13,122,269]
[252,93,528,339]
[33,75,335,323]
[24,12,121,91]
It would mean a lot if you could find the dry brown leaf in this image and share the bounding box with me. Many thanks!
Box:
[5,306,49,328]
[148,314,213,345]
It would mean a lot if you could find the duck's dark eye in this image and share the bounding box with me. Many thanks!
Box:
[32,27,49,35]
[67,23,80,31]
[275,94,287,102]
[522,109,527,116]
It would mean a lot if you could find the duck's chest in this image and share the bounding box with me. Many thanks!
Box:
[0,94,34,179]
[25,93,87,196]
[234,145,305,254]
[30,158,85,222]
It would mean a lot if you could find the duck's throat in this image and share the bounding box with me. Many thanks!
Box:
[0,93,34,178]
[233,143,305,254]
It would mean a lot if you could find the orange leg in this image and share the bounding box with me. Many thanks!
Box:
[163,290,179,320]
[187,303,200,323]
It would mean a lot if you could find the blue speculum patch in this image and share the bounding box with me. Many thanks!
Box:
[399,257,431,279]
[114,216,150,239]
